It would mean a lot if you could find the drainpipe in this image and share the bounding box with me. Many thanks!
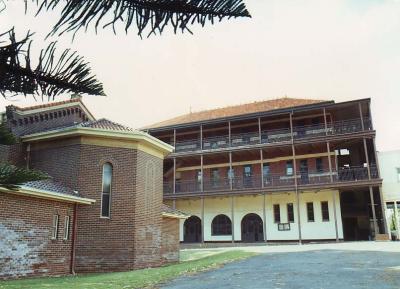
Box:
[70,203,78,275]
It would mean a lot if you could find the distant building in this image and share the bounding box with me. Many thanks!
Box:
[0,98,187,280]
[145,97,389,243]
[378,150,400,239]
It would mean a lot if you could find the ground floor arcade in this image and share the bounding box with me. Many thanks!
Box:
[166,186,387,243]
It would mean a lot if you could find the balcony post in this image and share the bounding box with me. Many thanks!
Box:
[358,102,365,131]
[172,200,176,209]
[201,197,205,243]
[290,112,302,244]
[260,149,264,188]
[200,124,203,151]
[228,121,231,147]
[200,154,204,192]
[231,196,235,243]
[173,157,176,194]
[323,108,328,135]
[173,129,176,148]
[363,138,371,180]
[263,193,267,242]
[369,186,379,238]
[229,152,233,190]
[258,117,262,144]
[326,141,339,242]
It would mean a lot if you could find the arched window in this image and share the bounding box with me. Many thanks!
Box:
[101,163,113,218]
[211,214,232,236]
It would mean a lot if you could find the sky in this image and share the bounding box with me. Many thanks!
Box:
[1,0,400,151]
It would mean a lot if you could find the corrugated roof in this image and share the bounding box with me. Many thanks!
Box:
[146,97,327,129]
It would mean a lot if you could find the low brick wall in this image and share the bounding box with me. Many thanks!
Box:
[161,217,180,264]
[0,193,74,279]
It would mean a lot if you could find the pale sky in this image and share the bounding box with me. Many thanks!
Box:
[1,0,400,151]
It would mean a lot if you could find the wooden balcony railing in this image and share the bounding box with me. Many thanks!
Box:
[173,118,372,153]
[163,165,378,195]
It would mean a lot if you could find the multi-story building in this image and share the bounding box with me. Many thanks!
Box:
[145,97,388,243]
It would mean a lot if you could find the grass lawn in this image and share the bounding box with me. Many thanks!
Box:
[0,250,256,289]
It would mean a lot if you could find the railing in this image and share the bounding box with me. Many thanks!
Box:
[173,118,372,153]
[163,165,378,195]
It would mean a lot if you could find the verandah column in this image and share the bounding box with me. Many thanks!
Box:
[290,112,302,244]
[201,197,205,243]
[263,193,267,242]
[324,108,339,242]
[231,196,235,243]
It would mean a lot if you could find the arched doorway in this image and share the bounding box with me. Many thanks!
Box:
[183,216,202,243]
[241,213,264,242]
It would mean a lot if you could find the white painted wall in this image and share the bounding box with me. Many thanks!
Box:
[175,190,343,242]
[379,150,400,201]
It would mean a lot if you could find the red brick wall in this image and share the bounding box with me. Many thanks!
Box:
[161,217,180,264]
[74,145,138,273]
[0,193,74,279]
[0,144,26,167]
[133,150,164,268]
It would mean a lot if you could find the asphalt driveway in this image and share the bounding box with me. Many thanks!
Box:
[161,249,400,289]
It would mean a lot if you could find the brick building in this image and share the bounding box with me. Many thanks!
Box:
[145,97,389,243]
[0,98,187,279]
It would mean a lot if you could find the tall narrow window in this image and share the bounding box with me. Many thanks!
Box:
[263,163,270,184]
[51,214,59,240]
[316,158,323,173]
[273,204,280,223]
[211,168,220,187]
[307,202,315,222]
[287,203,294,223]
[63,216,71,240]
[286,161,293,176]
[101,163,113,218]
[196,170,202,190]
[321,201,329,221]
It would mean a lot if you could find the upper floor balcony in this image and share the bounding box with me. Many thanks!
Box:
[163,165,379,197]
[173,118,372,154]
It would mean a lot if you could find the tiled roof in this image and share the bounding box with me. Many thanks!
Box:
[22,179,80,197]
[11,98,82,112]
[162,204,189,218]
[80,118,134,132]
[146,97,328,129]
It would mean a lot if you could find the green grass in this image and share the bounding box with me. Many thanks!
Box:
[0,251,256,289]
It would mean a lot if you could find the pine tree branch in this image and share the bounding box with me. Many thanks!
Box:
[33,0,251,37]
[0,163,48,190]
[0,27,105,99]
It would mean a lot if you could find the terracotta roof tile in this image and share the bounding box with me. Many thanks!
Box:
[22,179,80,197]
[11,98,82,112]
[80,118,134,132]
[146,97,327,129]
[162,204,189,218]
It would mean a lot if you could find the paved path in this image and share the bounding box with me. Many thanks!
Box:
[162,245,400,289]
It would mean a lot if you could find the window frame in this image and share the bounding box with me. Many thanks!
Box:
[100,162,113,219]
[63,216,71,240]
[321,201,330,222]
[306,202,315,222]
[287,203,294,223]
[286,160,293,176]
[273,204,281,223]
[51,214,59,240]
[211,214,232,236]
[316,158,323,173]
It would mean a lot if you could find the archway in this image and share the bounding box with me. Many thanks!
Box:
[241,213,264,242]
[183,215,202,243]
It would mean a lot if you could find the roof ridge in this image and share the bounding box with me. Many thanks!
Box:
[9,98,82,111]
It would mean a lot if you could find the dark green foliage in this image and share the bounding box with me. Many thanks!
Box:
[0,163,48,190]
[33,0,251,37]
[0,122,17,145]
[0,27,105,100]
